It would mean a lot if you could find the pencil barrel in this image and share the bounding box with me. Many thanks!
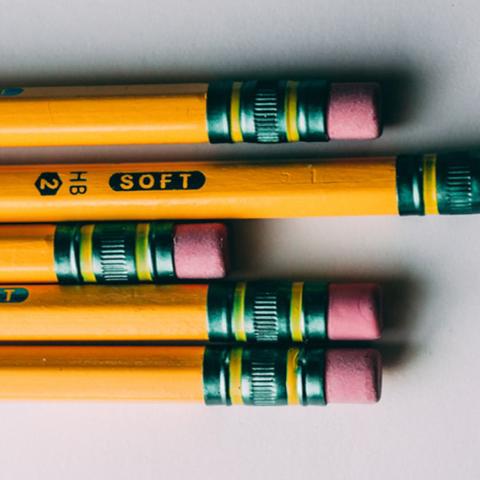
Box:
[0,224,57,283]
[0,158,399,221]
[0,284,210,341]
[0,346,206,401]
[0,84,209,146]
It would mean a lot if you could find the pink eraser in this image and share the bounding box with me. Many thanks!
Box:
[327,83,381,140]
[328,283,382,340]
[173,223,229,279]
[325,349,382,404]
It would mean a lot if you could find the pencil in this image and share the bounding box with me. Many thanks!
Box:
[0,153,476,221]
[0,345,381,404]
[0,81,381,146]
[0,282,381,341]
[0,222,228,283]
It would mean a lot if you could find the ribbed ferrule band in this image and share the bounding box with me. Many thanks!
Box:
[92,223,137,282]
[54,222,175,283]
[397,152,480,215]
[252,83,282,142]
[245,282,288,342]
[206,80,328,143]
[439,162,473,213]
[202,346,326,406]
[206,281,328,342]
[436,152,480,214]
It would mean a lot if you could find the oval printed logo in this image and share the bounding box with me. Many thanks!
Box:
[0,287,29,303]
[0,87,24,97]
[109,171,206,192]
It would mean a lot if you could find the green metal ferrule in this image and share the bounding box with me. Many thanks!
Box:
[202,346,326,406]
[436,152,480,214]
[396,152,480,216]
[206,281,328,342]
[54,221,176,284]
[396,154,424,215]
[202,347,231,406]
[206,80,329,143]
[54,224,82,284]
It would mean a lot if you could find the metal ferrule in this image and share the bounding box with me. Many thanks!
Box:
[203,346,326,406]
[54,222,176,284]
[206,80,329,143]
[206,281,328,343]
[396,152,480,215]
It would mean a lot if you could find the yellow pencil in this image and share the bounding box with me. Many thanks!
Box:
[0,81,380,146]
[0,282,381,341]
[0,345,381,405]
[0,153,474,221]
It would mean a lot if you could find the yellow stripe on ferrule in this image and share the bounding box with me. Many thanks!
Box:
[285,81,300,142]
[229,348,244,405]
[286,348,300,405]
[423,154,439,215]
[233,282,247,342]
[135,223,153,282]
[79,224,96,283]
[289,282,304,342]
[230,82,243,143]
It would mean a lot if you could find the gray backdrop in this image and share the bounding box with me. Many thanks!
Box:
[0,1,479,479]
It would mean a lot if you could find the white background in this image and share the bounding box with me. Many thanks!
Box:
[1,1,480,479]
